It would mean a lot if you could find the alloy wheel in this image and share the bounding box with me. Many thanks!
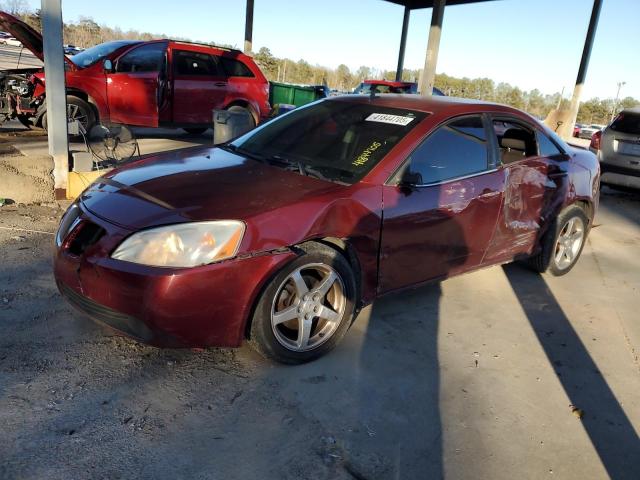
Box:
[271,263,346,352]
[553,216,585,271]
[67,103,89,129]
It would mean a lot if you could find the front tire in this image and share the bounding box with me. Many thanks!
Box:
[41,95,96,135]
[526,204,589,276]
[249,243,357,364]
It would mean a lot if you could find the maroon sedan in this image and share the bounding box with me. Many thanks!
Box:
[54,95,600,363]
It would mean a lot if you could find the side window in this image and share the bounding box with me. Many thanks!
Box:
[116,43,165,73]
[174,50,220,76]
[404,115,488,185]
[537,131,564,157]
[492,119,537,165]
[219,57,254,77]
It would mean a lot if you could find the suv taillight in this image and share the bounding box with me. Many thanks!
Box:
[590,130,602,151]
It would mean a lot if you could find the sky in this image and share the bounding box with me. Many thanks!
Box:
[22,0,640,100]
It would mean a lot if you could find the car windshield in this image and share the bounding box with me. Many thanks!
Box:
[69,40,139,67]
[228,100,427,184]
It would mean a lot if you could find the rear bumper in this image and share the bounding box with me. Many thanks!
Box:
[600,161,640,189]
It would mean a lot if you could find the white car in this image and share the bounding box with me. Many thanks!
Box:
[578,123,605,139]
[3,37,22,47]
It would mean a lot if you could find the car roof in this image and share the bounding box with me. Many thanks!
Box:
[327,93,520,116]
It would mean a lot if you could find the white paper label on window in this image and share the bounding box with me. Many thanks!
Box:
[365,113,415,126]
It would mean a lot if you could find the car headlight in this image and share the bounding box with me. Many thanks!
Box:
[111,221,245,267]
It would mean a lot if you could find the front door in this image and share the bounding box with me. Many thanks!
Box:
[106,42,168,127]
[379,115,504,293]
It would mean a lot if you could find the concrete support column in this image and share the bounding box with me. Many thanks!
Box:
[244,0,254,54]
[559,0,602,140]
[395,6,410,82]
[419,0,445,96]
[41,0,69,199]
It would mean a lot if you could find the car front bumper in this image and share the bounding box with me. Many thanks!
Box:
[53,208,296,348]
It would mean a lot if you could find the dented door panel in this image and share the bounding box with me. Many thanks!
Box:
[484,157,568,263]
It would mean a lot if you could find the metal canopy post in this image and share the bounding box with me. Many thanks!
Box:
[559,0,602,140]
[395,6,411,81]
[419,0,446,96]
[41,0,69,199]
[244,0,254,54]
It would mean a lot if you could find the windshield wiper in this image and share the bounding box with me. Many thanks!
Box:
[266,154,308,176]
[218,143,269,164]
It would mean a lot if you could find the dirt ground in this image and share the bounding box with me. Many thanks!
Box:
[1,189,639,479]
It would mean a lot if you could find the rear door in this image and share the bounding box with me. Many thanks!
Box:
[601,112,640,174]
[171,48,228,124]
[483,117,568,263]
[379,114,504,292]
[106,42,168,127]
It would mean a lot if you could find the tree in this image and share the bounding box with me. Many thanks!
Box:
[335,64,352,91]
[2,0,28,14]
[355,66,371,81]
[254,47,278,80]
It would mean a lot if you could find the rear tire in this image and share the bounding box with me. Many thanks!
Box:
[526,204,589,276]
[248,243,356,364]
[226,105,256,128]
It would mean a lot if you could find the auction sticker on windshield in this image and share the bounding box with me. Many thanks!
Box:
[365,113,415,126]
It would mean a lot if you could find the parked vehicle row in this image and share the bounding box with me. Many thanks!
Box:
[54,95,600,363]
[578,123,605,139]
[0,12,270,133]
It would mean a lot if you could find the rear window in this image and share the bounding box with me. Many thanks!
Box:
[220,57,254,77]
[174,50,220,76]
[230,100,427,184]
[610,112,640,134]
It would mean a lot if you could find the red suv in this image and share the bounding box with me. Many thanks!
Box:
[0,12,270,133]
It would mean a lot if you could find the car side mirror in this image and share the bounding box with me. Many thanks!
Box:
[103,59,113,73]
[399,170,423,187]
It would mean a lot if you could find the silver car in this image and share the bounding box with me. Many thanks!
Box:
[590,108,640,189]
[579,123,604,139]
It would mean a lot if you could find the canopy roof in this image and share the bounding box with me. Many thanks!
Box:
[384,0,494,9]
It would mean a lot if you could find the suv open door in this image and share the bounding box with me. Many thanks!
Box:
[106,41,168,127]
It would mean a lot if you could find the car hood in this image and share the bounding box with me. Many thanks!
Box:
[80,146,346,231]
[0,11,74,67]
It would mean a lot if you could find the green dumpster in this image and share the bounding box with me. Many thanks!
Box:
[269,82,327,108]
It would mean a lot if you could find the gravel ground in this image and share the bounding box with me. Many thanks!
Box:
[0,205,358,480]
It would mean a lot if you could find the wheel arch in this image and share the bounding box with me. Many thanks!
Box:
[242,237,363,341]
[571,199,594,226]
[224,99,259,125]
[34,89,100,127]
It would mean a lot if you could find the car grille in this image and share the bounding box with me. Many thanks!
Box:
[66,221,105,256]
[58,282,154,342]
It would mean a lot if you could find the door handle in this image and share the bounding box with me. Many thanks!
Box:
[214,82,227,87]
